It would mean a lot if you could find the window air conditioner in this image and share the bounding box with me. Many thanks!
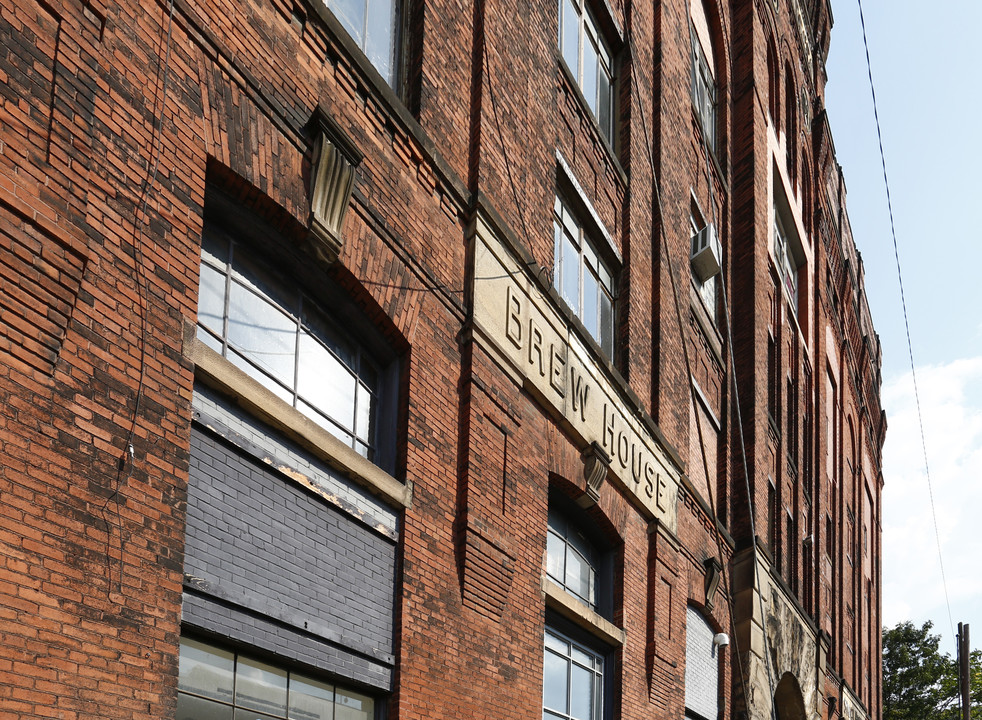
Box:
[690,223,721,282]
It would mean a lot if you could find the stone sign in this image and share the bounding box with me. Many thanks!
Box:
[471,218,680,534]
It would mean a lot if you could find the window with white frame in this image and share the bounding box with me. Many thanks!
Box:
[177,636,376,720]
[558,0,614,141]
[553,194,616,358]
[324,0,400,87]
[543,628,605,720]
[197,225,396,469]
[689,0,717,153]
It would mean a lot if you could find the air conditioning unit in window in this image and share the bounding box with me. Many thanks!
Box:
[690,223,721,282]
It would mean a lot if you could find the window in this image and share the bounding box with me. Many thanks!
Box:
[543,501,613,720]
[197,228,395,468]
[558,0,614,141]
[547,504,599,609]
[543,628,605,720]
[689,0,717,153]
[324,0,400,87]
[177,636,376,720]
[553,195,616,357]
[773,208,803,316]
[684,607,718,720]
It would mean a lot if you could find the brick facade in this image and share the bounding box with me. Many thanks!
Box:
[0,0,883,717]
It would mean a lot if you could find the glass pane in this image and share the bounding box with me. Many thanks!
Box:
[365,0,395,85]
[583,269,598,341]
[561,204,578,243]
[565,547,593,604]
[598,70,611,139]
[562,232,579,314]
[228,283,297,388]
[233,709,282,720]
[229,348,295,405]
[543,648,569,713]
[544,630,568,654]
[201,231,229,268]
[355,381,374,444]
[235,657,288,716]
[561,0,578,73]
[569,664,593,720]
[288,675,334,720]
[600,293,614,357]
[570,644,594,668]
[331,0,366,47]
[553,220,563,290]
[198,263,227,337]
[546,530,565,584]
[299,399,355,448]
[177,693,233,720]
[302,304,355,369]
[179,638,235,704]
[335,688,374,720]
[582,35,598,115]
[297,333,357,436]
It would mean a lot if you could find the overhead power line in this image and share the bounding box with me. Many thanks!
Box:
[854,0,955,640]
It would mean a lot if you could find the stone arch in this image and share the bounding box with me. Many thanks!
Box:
[773,672,808,720]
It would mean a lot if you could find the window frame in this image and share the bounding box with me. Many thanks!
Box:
[323,0,402,89]
[543,624,607,720]
[196,196,400,473]
[558,0,615,142]
[689,20,718,154]
[773,207,802,316]
[177,635,379,720]
[553,193,617,359]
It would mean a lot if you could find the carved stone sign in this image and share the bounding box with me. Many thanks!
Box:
[471,217,680,534]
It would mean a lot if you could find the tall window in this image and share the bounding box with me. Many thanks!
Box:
[553,195,616,358]
[689,0,717,153]
[324,0,400,87]
[544,503,611,720]
[177,637,375,720]
[558,0,614,141]
[773,210,801,314]
[197,229,394,467]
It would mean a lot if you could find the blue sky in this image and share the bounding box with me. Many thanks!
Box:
[825,0,982,655]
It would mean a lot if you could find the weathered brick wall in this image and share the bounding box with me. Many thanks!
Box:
[0,0,881,715]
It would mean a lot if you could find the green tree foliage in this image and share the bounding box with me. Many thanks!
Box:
[883,621,981,720]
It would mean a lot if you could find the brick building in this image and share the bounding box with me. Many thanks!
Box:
[0,0,885,716]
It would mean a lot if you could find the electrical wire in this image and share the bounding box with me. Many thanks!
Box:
[854,0,955,640]
[100,0,175,598]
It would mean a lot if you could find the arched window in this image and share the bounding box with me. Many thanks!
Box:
[784,63,798,188]
[685,606,719,720]
[767,40,780,125]
[690,0,718,153]
[543,499,615,720]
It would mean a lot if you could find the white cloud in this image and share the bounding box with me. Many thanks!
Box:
[880,356,982,652]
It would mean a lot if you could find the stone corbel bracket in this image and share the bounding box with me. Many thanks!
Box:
[308,108,363,264]
[579,441,611,508]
